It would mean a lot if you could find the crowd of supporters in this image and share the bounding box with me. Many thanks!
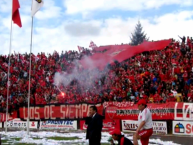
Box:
[0,36,193,112]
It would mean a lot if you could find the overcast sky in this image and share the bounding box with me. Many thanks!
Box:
[0,0,193,55]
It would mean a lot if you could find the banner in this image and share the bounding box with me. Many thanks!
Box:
[173,121,193,135]
[5,118,38,129]
[0,112,17,122]
[105,102,175,120]
[40,120,77,130]
[0,102,192,121]
[122,120,167,134]
[174,103,193,121]
[19,103,103,120]
[80,119,120,131]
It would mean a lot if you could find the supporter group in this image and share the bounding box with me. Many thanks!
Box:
[0,36,193,113]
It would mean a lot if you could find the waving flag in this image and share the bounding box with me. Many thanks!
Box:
[12,0,22,27]
[89,41,97,49]
[80,39,172,70]
[31,0,43,16]
[77,46,84,52]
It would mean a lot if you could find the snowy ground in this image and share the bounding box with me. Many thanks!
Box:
[0,131,180,145]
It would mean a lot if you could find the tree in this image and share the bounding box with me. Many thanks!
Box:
[130,21,149,46]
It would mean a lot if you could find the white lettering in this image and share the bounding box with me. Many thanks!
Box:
[44,106,49,119]
[23,107,28,120]
[82,104,87,117]
[30,107,34,119]
[69,105,74,119]
[35,107,40,120]
[50,105,56,120]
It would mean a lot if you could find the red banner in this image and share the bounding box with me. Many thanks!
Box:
[104,102,176,120]
[0,112,17,122]
[19,103,104,120]
[80,119,120,131]
[0,102,192,121]
[174,102,193,121]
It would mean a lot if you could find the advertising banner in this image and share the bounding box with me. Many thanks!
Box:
[104,102,176,120]
[80,119,120,131]
[174,103,193,121]
[5,118,38,129]
[173,121,193,135]
[40,120,77,130]
[122,120,167,134]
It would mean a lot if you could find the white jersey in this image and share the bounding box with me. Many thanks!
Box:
[138,107,153,130]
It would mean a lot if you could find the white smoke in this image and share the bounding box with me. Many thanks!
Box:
[53,56,111,95]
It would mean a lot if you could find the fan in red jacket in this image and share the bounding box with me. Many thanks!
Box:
[109,129,133,145]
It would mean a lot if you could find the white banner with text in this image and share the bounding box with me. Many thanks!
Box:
[5,118,38,129]
[122,120,167,134]
[173,121,193,135]
[40,120,77,130]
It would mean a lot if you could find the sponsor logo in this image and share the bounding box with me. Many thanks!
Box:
[103,121,116,128]
[82,120,117,130]
[31,122,35,127]
[139,130,147,136]
[123,121,138,131]
[41,120,73,125]
[174,123,185,133]
[103,102,134,108]
[106,106,117,120]
[41,121,47,125]
[40,120,76,130]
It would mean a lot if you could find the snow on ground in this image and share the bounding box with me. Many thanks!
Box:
[0,131,180,145]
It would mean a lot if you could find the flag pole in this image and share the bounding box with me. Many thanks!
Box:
[5,0,14,134]
[27,16,34,135]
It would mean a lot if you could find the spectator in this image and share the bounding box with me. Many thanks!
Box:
[0,37,193,113]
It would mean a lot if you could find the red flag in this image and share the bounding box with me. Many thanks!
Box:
[89,41,97,49]
[12,0,22,27]
[77,46,83,52]
[80,39,172,69]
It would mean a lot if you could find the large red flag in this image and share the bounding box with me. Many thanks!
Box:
[12,0,22,27]
[113,39,172,62]
[80,39,172,69]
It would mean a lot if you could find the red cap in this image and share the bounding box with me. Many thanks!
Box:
[137,99,147,105]
[109,129,121,135]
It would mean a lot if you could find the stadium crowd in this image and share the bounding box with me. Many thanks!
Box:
[0,36,193,112]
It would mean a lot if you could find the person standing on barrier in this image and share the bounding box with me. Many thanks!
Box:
[85,105,103,145]
[133,99,153,145]
[109,129,133,145]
